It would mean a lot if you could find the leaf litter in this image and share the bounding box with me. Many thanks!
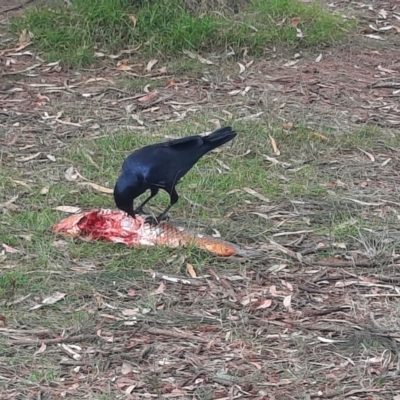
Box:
[2,2,400,398]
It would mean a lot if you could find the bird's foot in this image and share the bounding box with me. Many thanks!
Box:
[135,207,148,215]
[144,215,169,225]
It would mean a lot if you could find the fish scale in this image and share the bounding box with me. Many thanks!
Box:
[52,209,259,257]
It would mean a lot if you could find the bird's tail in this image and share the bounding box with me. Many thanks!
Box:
[204,126,237,149]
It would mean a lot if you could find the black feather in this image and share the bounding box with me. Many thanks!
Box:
[113,126,237,222]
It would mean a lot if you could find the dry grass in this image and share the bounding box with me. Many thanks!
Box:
[2,1,400,398]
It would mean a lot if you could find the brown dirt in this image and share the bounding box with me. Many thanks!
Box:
[2,1,400,399]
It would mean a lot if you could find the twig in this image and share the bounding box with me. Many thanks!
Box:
[146,327,210,343]
[0,63,41,77]
[312,388,389,398]
[0,0,34,13]
[372,81,400,89]
[272,230,313,237]
[152,272,202,286]
[340,197,383,206]
[268,240,303,263]
[310,306,351,316]
[317,257,394,268]
[9,334,98,346]
[59,359,94,366]
[298,284,330,295]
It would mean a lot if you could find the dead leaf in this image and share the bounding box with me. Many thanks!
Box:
[116,64,133,71]
[256,299,272,309]
[186,263,197,278]
[270,285,278,297]
[358,148,375,162]
[84,77,115,85]
[40,187,49,195]
[65,167,79,181]
[283,122,293,129]
[2,243,20,253]
[122,308,138,316]
[377,65,396,74]
[16,152,41,162]
[228,89,242,96]
[30,292,66,310]
[18,29,33,48]
[138,91,158,102]
[281,280,293,291]
[10,179,31,190]
[283,60,299,68]
[295,28,303,38]
[283,295,292,310]
[237,62,245,74]
[364,34,386,41]
[125,385,137,394]
[267,264,288,273]
[291,18,300,27]
[269,135,280,155]
[378,9,387,19]
[212,229,221,238]
[121,362,133,375]
[42,292,66,305]
[153,282,166,295]
[309,131,328,140]
[243,187,270,203]
[183,49,214,64]
[34,342,47,356]
[146,59,158,72]
[2,133,19,146]
[0,195,18,208]
[52,240,69,248]
[78,182,113,194]
[129,15,137,28]
[166,80,178,87]
[315,53,323,63]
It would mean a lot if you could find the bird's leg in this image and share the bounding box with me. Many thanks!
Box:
[135,188,158,215]
[155,187,179,223]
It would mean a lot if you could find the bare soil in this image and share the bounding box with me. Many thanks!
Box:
[2,1,400,399]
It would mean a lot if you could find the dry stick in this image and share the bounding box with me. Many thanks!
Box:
[317,257,394,268]
[59,359,95,366]
[372,81,400,89]
[312,388,391,399]
[146,327,210,343]
[0,63,41,77]
[9,334,98,346]
[297,284,328,294]
[310,306,351,316]
[152,272,202,286]
[0,0,34,13]
[269,239,303,263]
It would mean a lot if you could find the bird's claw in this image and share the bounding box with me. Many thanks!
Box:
[144,215,169,225]
[145,216,160,225]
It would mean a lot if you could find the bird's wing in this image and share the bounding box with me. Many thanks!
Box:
[162,135,203,150]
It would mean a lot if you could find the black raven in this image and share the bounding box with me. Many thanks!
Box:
[113,126,237,222]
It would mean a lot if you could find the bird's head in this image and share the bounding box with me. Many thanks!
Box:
[113,173,139,218]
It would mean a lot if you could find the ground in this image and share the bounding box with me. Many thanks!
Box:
[1,0,400,399]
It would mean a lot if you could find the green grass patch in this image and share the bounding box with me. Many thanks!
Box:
[11,0,352,67]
